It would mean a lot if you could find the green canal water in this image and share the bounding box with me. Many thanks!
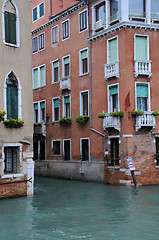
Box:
[1,177,159,240]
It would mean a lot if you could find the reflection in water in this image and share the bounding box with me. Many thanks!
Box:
[0,177,159,240]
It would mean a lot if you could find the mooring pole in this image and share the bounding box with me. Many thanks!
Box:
[131,170,138,187]
[127,157,138,187]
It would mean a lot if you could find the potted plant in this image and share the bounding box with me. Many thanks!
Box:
[131,110,144,116]
[0,111,6,121]
[98,113,105,118]
[3,119,24,128]
[59,117,72,125]
[152,111,159,116]
[75,115,89,124]
[110,110,124,117]
[34,122,42,127]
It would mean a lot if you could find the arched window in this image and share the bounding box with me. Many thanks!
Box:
[4,70,22,120]
[2,0,20,47]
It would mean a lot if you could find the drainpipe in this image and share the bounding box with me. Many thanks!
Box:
[50,0,52,18]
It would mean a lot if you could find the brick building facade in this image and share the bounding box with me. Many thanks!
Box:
[31,0,159,185]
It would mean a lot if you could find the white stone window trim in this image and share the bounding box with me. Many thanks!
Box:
[52,25,59,45]
[39,32,45,52]
[135,82,151,111]
[51,139,61,156]
[80,138,90,161]
[32,1,45,23]
[63,139,72,160]
[107,83,119,113]
[80,90,89,116]
[134,34,150,61]
[32,64,46,89]
[51,58,60,84]
[62,54,70,78]
[4,69,22,120]
[1,143,23,178]
[2,0,20,47]
[33,100,46,123]
[79,9,88,33]
[52,97,60,123]
[32,35,38,54]
[107,35,119,64]
[62,18,70,41]
[62,94,71,118]
[79,47,89,76]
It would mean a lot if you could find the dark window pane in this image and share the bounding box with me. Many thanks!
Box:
[53,141,60,155]
[82,139,89,161]
[5,11,16,44]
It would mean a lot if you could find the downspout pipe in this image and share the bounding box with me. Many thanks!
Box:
[50,0,52,18]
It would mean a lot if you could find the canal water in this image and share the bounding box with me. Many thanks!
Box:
[1,177,159,240]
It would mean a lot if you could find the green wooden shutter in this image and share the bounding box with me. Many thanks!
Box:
[110,86,118,95]
[81,50,87,60]
[64,96,70,104]
[54,99,59,108]
[34,69,38,89]
[137,85,148,98]
[53,61,59,68]
[136,36,147,60]
[11,86,18,119]
[64,57,69,65]
[7,86,11,119]
[4,12,10,43]
[40,66,45,87]
[109,38,117,63]
[10,12,16,44]
[40,102,45,109]
[34,103,38,110]
[33,7,37,21]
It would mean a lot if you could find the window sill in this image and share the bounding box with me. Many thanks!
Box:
[52,81,60,85]
[107,166,120,169]
[33,85,46,90]
[79,28,88,33]
[52,121,59,124]
[2,174,24,179]
[79,72,89,77]
[4,42,20,48]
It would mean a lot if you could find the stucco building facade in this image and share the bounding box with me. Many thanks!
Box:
[32,0,159,185]
[0,0,34,198]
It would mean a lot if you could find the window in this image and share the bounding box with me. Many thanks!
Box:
[108,138,119,166]
[63,96,70,118]
[34,103,38,123]
[53,98,60,122]
[63,139,71,161]
[33,65,45,89]
[40,101,45,122]
[62,20,69,40]
[129,0,145,18]
[39,33,45,50]
[80,91,89,116]
[96,2,105,22]
[81,138,89,161]
[33,141,45,160]
[151,0,159,20]
[52,140,61,155]
[33,101,45,123]
[110,0,121,22]
[79,10,87,32]
[63,56,70,77]
[156,138,159,166]
[52,60,59,83]
[80,49,88,75]
[32,2,45,22]
[136,84,149,111]
[4,147,19,173]
[32,37,38,53]
[135,35,148,61]
[52,25,58,44]
[108,85,119,112]
[108,37,118,63]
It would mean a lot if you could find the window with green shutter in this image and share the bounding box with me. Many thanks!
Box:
[137,85,148,111]
[109,38,117,63]
[135,36,147,60]
[40,66,45,87]
[53,99,59,121]
[109,85,119,111]
[6,80,18,119]
[33,69,38,89]
[5,11,16,45]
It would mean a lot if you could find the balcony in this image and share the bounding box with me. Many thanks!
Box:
[103,113,120,132]
[104,61,119,80]
[134,60,152,78]
[34,122,46,137]
[94,20,106,32]
[60,76,71,91]
[135,111,156,131]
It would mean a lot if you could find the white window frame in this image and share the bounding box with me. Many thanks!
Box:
[52,25,59,45]
[80,90,89,116]
[32,1,45,22]
[80,138,90,161]
[33,100,46,123]
[107,83,119,113]
[2,0,20,47]
[79,9,88,33]
[134,34,149,60]
[52,59,59,84]
[32,64,46,89]
[52,97,60,122]
[39,32,45,51]
[2,143,23,178]
[63,139,71,160]
[62,54,70,77]
[32,36,38,54]
[63,95,71,118]
[52,139,61,156]
[62,19,70,41]
[107,35,118,63]
[79,47,89,76]
[135,82,151,111]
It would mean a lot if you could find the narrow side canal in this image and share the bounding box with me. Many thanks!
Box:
[1,177,159,240]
